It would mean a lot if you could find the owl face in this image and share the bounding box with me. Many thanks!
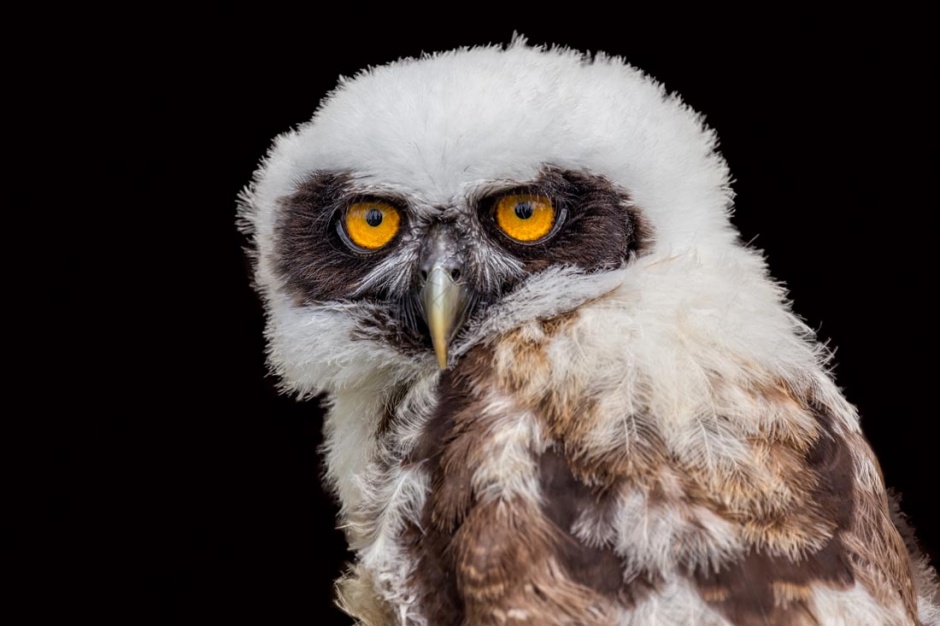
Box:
[242,43,736,393]
[274,166,648,367]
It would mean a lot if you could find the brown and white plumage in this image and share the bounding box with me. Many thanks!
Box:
[239,41,939,625]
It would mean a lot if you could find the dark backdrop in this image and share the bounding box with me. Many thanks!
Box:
[54,12,936,624]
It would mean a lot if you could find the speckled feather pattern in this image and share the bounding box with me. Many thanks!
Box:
[239,40,939,625]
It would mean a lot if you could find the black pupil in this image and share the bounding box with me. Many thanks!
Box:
[365,208,384,227]
[514,202,534,220]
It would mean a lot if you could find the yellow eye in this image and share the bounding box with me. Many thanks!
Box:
[494,194,555,242]
[344,201,401,250]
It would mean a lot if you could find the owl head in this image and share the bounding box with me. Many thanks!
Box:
[239,40,805,399]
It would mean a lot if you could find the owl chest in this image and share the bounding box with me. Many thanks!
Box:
[344,338,914,625]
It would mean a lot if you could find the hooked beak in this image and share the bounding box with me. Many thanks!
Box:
[418,228,469,369]
[421,266,466,369]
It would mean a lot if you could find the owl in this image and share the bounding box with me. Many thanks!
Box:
[238,42,939,625]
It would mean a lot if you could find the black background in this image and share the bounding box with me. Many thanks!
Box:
[51,11,936,624]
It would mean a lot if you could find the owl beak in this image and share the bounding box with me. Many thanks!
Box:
[420,263,467,369]
[418,228,468,369]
